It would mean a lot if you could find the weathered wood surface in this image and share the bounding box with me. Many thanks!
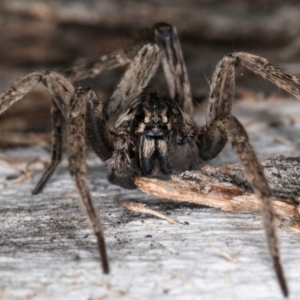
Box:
[1,98,300,299]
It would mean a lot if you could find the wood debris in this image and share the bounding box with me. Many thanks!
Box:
[211,245,240,263]
[121,202,179,224]
[0,170,34,190]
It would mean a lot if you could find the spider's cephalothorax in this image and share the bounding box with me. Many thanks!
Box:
[2,22,300,297]
[129,92,200,177]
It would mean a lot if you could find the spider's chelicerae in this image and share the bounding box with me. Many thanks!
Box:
[1,22,299,297]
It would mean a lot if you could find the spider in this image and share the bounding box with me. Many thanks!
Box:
[1,22,299,297]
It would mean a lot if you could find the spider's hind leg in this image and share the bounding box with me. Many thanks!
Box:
[32,101,64,194]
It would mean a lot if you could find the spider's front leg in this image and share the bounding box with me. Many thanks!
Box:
[60,23,164,85]
[0,71,109,274]
[154,22,193,116]
[197,54,296,296]
[67,87,109,274]
[41,73,110,273]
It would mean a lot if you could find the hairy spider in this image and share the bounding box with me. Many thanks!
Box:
[1,22,299,297]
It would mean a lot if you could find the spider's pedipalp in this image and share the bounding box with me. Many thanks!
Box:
[106,133,137,189]
[197,122,227,161]
[196,54,238,161]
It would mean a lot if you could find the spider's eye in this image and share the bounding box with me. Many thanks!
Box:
[143,120,169,138]
[145,122,154,129]
[154,22,174,41]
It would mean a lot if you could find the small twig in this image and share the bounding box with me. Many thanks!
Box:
[0,155,49,190]
[0,170,34,190]
[158,243,180,255]
[91,279,126,298]
[286,221,300,233]
[121,202,179,224]
[211,245,240,263]
[172,269,197,288]
[274,135,297,147]
[0,154,49,172]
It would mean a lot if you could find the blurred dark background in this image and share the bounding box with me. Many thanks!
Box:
[1,0,300,147]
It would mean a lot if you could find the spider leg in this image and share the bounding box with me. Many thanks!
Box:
[0,72,44,114]
[206,54,236,125]
[197,55,237,161]
[154,23,193,116]
[0,72,109,274]
[104,43,161,122]
[212,115,287,297]
[86,96,114,161]
[32,101,64,194]
[233,52,300,99]
[81,44,161,189]
[200,54,290,296]
[106,133,137,189]
[61,50,131,83]
[101,44,161,188]
[68,87,109,274]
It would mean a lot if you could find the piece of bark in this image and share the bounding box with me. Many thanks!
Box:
[135,156,300,223]
[121,202,179,225]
